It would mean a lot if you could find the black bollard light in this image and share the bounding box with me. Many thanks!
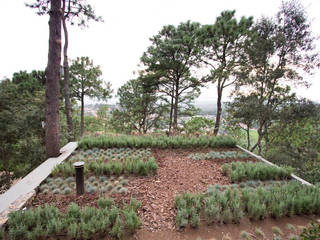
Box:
[73,161,85,195]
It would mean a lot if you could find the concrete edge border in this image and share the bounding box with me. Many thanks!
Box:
[0,142,78,228]
[236,144,313,186]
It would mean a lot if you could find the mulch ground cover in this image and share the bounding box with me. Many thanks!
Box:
[25,148,318,239]
[28,148,252,231]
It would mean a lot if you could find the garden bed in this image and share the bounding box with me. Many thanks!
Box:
[2,136,319,240]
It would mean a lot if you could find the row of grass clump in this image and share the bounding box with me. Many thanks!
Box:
[7,197,141,240]
[52,156,158,178]
[222,162,293,183]
[175,182,320,229]
[39,176,129,195]
[79,135,236,150]
[76,148,152,162]
[189,151,251,160]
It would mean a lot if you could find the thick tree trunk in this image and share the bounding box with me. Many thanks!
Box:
[80,93,85,137]
[62,15,74,141]
[45,0,61,158]
[213,83,222,136]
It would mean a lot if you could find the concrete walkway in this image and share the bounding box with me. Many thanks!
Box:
[0,142,77,226]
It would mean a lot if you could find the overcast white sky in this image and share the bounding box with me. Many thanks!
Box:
[1,0,320,104]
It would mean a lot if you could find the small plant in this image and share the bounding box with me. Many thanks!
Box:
[300,222,320,240]
[120,179,128,186]
[240,230,250,240]
[63,187,72,195]
[109,217,124,239]
[39,184,49,191]
[106,183,113,191]
[288,234,299,240]
[52,189,60,194]
[272,226,283,236]
[89,176,96,183]
[287,223,296,232]
[190,210,200,228]
[176,208,188,229]
[97,197,114,209]
[66,177,74,184]
[255,227,265,239]
[119,187,127,194]
[87,186,97,193]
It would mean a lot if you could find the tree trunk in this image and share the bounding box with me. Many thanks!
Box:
[80,93,84,137]
[213,83,222,136]
[45,0,61,158]
[246,126,251,150]
[172,81,179,132]
[62,12,74,141]
[251,126,263,154]
[168,83,175,133]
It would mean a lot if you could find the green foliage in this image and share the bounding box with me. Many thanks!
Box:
[174,193,202,229]
[240,230,250,240]
[7,198,140,239]
[97,197,114,209]
[183,117,214,135]
[266,100,320,184]
[222,162,293,182]
[189,151,250,160]
[79,135,236,150]
[232,0,319,154]
[198,10,254,135]
[175,181,320,228]
[272,226,283,236]
[0,71,46,182]
[69,56,112,136]
[141,21,202,132]
[111,77,165,134]
[301,222,320,240]
[255,227,265,239]
[53,147,154,179]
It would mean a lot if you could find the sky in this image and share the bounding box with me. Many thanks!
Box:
[1,0,320,105]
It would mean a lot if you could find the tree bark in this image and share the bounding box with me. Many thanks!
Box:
[246,126,251,150]
[213,82,222,136]
[45,0,61,158]
[168,83,174,134]
[172,80,179,132]
[62,2,74,141]
[80,93,84,137]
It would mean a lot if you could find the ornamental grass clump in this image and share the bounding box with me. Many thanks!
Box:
[189,151,251,160]
[79,135,236,150]
[174,181,320,229]
[222,162,293,182]
[174,193,203,229]
[7,198,141,240]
